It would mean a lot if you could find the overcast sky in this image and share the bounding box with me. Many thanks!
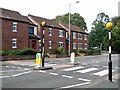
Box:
[0,0,119,32]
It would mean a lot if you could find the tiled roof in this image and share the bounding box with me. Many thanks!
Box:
[28,14,63,29]
[0,8,35,25]
[59,23,88,34]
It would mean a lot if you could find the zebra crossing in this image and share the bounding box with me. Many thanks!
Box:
[61,65,117,77]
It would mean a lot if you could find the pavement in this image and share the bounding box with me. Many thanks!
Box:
[88,73,120,89]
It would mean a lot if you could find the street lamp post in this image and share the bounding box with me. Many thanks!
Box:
[68,1,79,56]
[106,22,113,82]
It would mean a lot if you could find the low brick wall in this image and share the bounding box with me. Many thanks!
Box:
[1,55,35,61]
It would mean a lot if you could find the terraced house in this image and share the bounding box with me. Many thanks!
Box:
[0,8,39,50]
[0,8,88,52]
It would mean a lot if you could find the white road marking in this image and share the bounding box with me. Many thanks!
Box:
[0,76,11,79]
[38,70,46,73]
[115,67,118,69]
[103,66,108,68]
[62,75,73,79]
[11,66,16,68]
[17,67,22,69]
[63,66,84,71]
[0,68,30,73]
[96,61,99,63]
[78,78,91,82]
[45,63,57,67]
[92,65,99,67]
[5,66,10,68]
[23,68,30,70]
[59,82,91,89]
[93,69,115,77]
[12,71,32,77]
[29,64,36,67]
[76,67,98,73]
[82,63,87,65]
[49,73,58,76]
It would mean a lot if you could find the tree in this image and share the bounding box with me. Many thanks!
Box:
[88,12,109,49]
[103,17,120,53]
[53,13,87,31]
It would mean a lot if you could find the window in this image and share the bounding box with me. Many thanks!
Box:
[84,34,87,40]
[49,41,52,49]
[59,42,63,47]
[49,28,52,36]
[73,32,76,39]
[13,22,17,32]
[59,30,63,37]
[12,38,17,48]
[78,33,82,40]
[29,27,34,34]
[78,43,82,49]
[73,43,76,49]
[84,43,87,49]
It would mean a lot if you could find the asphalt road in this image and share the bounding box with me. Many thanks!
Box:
[1,54,119,89]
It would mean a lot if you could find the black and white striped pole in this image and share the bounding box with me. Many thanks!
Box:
[41,21,46,67]
[106,22,113,82]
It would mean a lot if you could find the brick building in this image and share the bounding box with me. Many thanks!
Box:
[0,8,39,50]
[1,8,88,52]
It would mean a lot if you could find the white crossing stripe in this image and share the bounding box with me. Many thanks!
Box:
[59,82,91,89]
[93,69,115,77]
[78,78,91,82]
[76,67,98,73]
[12,71,32,77]
[0,76,11,79]
[63,66,84,71]
[49,73,58,76]
[62,75,73,79]
[45,63,57,67]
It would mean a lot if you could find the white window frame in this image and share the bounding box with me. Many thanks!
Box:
[73,43,76,49]
[59,42,63,47]
[73,32,76,39]
[49,28,52,36]
[84,34,87,40]
[59,30,63,37]
[12,38,17,48]
[78,43,82,49]
[49,41,52,49]
[84,43,87,49]
[78,33,82,40]
[13,22,17,32]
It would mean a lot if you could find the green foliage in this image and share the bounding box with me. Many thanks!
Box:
[1,48,38,56]
[53,13,87,31]
[103,18,120,53]
[89,12,109,49]
[52,47,67,54]
[78,49,87,53]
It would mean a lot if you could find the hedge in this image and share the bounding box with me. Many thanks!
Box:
[0,48,38,56]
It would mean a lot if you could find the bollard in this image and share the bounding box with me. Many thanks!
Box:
[70,52,75,64]
[35,53,42,68]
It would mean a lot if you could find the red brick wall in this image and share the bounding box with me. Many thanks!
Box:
[71,31,88,50]
[39,26,66,52]
[2,19,29,50]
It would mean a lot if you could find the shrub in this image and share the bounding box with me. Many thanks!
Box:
[52,47,67,54]
[78,49,87,53]
[1,48,38,56]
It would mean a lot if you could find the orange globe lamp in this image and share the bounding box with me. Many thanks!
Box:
[106,22,113,30]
